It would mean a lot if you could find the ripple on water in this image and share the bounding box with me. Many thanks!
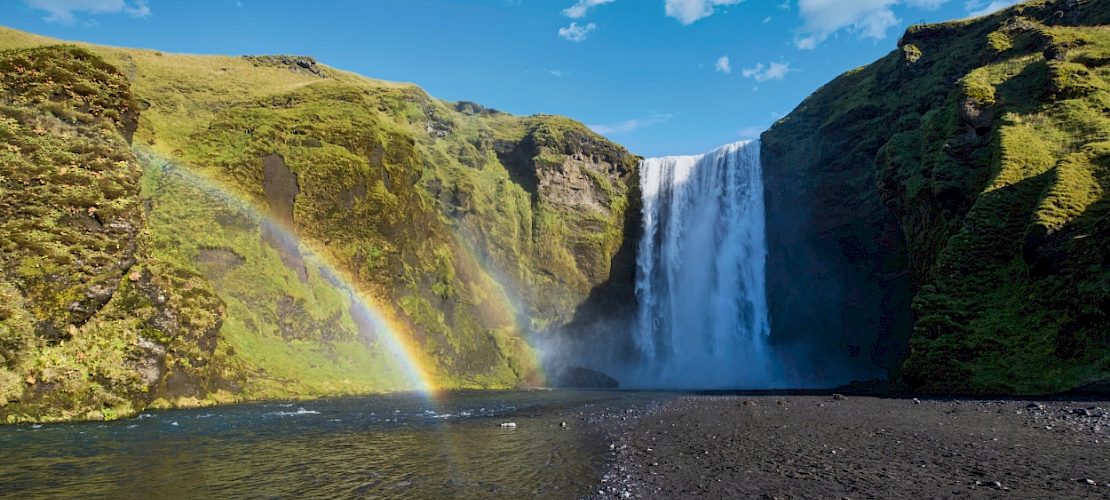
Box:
[0,390,663,499]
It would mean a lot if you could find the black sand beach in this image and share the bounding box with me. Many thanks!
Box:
[584,395,1110,499]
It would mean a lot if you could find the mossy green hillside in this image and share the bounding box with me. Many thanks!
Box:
[173,81,538,389]
[0,25,638,413]
[100,41,638,388]
[763,0,1110,394]
[0,46,242,423]
[139,156,414,399]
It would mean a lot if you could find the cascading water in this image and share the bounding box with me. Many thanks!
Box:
[630,140,774,388]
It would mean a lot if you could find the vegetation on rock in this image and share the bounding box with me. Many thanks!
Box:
[0,26,638,421]
[763,0,1110,394]
[0,45,242,422]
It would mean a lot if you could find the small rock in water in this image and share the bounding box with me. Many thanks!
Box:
[500,422,516,428]
[560,421,567,428]
[742,401,756,407]
[833,394,847,401]
[1087,478,1098,485]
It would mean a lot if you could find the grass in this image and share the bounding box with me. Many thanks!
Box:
[0,24,637,420]
[765,1,1110,394]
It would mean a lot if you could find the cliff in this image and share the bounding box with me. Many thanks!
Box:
[762,0,1110,394]
[0,29,637,422]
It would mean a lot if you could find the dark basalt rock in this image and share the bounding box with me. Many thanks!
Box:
[550,366,620,389]
[242,55,326,78]
[762,0,1110,394]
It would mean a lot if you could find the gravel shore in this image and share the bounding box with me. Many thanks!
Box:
[583,395,1110,499]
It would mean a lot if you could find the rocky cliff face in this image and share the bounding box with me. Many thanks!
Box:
[762,0,1110,394]
[0,46,244,422]
[0,31,638,421]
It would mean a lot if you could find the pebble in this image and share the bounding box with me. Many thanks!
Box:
[500,422,516,428]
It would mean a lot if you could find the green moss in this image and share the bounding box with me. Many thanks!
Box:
[0,25,638,419]
[766,3,1110,394]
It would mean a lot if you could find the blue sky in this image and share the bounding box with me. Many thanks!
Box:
[3,0,1021,157]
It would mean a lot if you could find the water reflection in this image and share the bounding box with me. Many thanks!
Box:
[0,390,655,499]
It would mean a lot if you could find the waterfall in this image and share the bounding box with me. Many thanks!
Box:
[631,140,773,388]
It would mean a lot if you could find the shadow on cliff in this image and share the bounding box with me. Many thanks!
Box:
[539,181,643,388]
[761,138,916,389]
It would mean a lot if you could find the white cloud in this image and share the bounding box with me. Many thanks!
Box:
[558,22,597,41]
[549,70,563,77]
[741,61,793,82]
[737,126,764,139]
[664,0,745,25]
[589,114,673,134]
[25,0,150,24]
[562,0,616,18]
[763,16,772,22]
[715,56,731,74]
[904,0,949,8]
[965,0,1021,17]
[792,0,956,49]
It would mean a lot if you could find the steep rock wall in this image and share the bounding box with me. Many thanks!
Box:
[762,0,1110,394]
[0,46,243,423]
[0,27,640,421]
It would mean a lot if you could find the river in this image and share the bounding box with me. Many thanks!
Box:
[0,390,662,499]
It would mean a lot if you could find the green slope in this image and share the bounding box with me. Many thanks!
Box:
[0,27,638,422]
[763,0,1110,394]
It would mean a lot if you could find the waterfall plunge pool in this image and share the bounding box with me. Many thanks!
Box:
[0,390,667,499]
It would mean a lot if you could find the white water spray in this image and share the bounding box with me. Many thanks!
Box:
[630,140,774,388]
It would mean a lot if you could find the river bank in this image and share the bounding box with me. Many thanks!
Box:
[584,395,1110,499]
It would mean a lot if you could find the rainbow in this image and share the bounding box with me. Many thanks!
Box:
[136,148,437,395]
[449,231,546,387]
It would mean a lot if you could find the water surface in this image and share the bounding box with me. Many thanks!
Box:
[0,390,658,499]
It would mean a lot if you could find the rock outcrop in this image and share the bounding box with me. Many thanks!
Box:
[762,0,1110,394]
[0,46,243,422]
[0,30,640,421]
